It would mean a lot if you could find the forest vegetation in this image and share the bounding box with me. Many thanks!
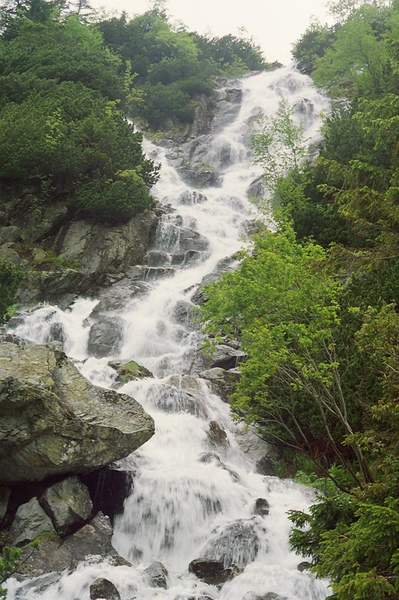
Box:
[202,1,399,598]
[0,0,269,321]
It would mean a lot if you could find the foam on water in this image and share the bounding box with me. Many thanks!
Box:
[8,67,330,600]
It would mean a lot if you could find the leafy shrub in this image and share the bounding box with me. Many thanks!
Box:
[73,170,154,223]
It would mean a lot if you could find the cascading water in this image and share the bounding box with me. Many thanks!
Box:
[7,67,331,600]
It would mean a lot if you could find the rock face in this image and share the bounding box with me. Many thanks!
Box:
[209,345,246,370]
[0,336,154,483]
[39,477,93,536]
[15,513,127,578]
[200,367,240,402]
[55,211,157,275]
[87,316,124,358]
[9,498,55,545]
[90,578,121,600]
[188,558,238,586]
[202,518,261,569]
[143,561,168,589]
[253,498,270,517]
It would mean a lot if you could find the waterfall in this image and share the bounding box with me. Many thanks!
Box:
[7,67,331,600]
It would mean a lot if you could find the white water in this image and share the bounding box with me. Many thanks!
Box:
[7,67,330,600]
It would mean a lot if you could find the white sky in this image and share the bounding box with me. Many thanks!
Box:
[92,0,331,63]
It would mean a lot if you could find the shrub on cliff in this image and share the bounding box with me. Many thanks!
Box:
[73,170,154,223]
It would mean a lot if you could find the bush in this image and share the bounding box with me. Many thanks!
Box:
[73,170,154,223]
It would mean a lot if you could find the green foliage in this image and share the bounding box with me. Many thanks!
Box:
[0,546,21,598]
[0,3,159,223]
[98,10,270,129]
[73,169,154,223]
[293,22,337,75]
[202,3,399,599]
[252,100,308,195]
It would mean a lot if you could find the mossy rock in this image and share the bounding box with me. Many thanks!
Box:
[110,360,153,385]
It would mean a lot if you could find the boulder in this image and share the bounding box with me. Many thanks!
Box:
[173,300,195,325]
[110,360,153,385]
[0,336,154,483]
[146,380,208,419]
[143,561,168,589]
[200,368,240,402]
[209,345,246,370]
[256,456,277,477]
[0,486,10,522]
[90,578,121,600]
[253,498,270,517]
[9,498,55,545]
[297,561,312,572]
[87,316,124,358]
[202,518,261,569]
[55,210,157,275]
[188,558,238,586]
[39,477,93,536]
[14,513,128,578]
[207,421,229,448]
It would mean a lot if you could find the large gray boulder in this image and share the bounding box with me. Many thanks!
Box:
[14,513,128,578]
[201,518,262,569]
[39,477,93,536]
[90,578,121,600]
[56,210,157,275]
[87,316,124,358]
[9,498,55,545]
[0,336,154,483]
[143,561,168,589]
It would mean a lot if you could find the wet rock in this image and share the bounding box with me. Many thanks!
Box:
[179,228,209,253]
[208,421,229,448]
[47,321,66,345]
[253,498,270,517]
[110,360,153,385]
[173,300,195,325]
[19,269,106,306]
[15,513,129,578]
[199,453,240,482]
[143,561,168,589]
[202,518,261,569]
[0,486,10,522]
[179,191,208,206]
[297,561,312,572]
[90,578,121,600]
[147,382,208,419]
[91,280,150,315]
[200,367,240,402]
[188,558,238,586]
[146,250,170,267]
[39,477,93,536]
[56,211,157,275]
[0,336,154,483]
[81,468,132,522]
[209,345,246,370]
[9,498,55,545]
[145,266,175,280]
[87,316,124,358]
[256,456,277,477]
[14,572,62,599]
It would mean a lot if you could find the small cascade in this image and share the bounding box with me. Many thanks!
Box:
[7,67,330,600]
